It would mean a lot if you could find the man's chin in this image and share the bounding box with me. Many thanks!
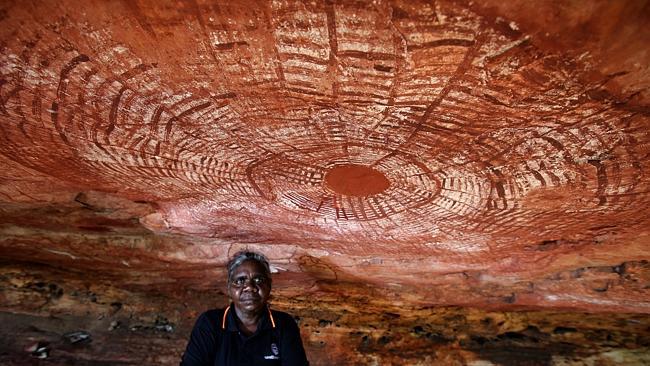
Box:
[238,299,263,310]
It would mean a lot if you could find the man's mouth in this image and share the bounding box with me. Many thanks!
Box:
[241,296,260,303]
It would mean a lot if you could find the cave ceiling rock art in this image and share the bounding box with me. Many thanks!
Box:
[1,0,650,364]
[0,0,648,301]
[0,0,649,307]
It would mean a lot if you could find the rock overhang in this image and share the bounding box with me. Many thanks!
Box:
[1,0,649,364]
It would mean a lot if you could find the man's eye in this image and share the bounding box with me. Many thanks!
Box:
[234,278,246,286]
[253,277,266,285]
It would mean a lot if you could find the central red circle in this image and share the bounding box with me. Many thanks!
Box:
[324,164,390,196]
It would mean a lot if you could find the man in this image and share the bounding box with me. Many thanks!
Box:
[180,251,310,365]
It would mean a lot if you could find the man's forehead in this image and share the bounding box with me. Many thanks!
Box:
[232,271,266,277]
[233,261,267,275]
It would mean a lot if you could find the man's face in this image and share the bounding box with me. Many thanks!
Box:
[228,260,271,314]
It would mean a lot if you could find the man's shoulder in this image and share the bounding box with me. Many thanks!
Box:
[195,307,228,330]
[202,307,227,317]
[269,309,300,327]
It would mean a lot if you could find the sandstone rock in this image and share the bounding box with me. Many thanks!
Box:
[1,0,649,364]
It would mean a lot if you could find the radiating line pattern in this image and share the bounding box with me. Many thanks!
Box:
[0,0,648,249]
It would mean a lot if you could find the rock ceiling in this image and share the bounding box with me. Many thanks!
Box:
[1,0,649,365]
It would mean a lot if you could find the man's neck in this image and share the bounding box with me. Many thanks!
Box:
[234,306,264,336]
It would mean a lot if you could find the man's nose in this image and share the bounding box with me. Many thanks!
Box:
[242,280,258,292]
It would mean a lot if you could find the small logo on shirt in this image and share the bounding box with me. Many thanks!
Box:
[264,343,280,359]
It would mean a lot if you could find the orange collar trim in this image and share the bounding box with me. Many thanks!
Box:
[222,305,230,329]
[221,305,276,329]
[268,306,276,328]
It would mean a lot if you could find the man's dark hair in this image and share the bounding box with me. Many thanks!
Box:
[227,251,272,284]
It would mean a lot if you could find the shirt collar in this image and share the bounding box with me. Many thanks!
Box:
[223,303,275,332]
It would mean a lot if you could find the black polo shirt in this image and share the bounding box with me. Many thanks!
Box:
[180,305,309,366]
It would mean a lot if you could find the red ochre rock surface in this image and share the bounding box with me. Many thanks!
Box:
[324,164,391,196]
[1,0,650,364]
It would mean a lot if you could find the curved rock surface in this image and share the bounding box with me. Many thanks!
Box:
[1,1,649,364]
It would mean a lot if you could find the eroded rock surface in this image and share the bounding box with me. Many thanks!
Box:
[1,0,649,364]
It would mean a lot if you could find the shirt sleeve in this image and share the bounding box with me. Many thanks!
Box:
[180,312,218,366]
[280,314,310,366]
